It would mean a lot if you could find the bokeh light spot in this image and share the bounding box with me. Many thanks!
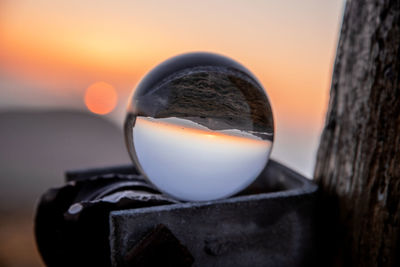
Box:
[84,81,117,115]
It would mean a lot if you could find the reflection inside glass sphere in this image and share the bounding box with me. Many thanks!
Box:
[125,52,274,201]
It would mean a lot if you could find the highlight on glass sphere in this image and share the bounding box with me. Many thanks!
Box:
[124,52,274,201]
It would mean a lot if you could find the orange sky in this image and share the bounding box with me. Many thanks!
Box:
[0,0,344,175]
[136,117,270,145]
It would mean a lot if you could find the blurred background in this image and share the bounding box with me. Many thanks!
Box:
[0,0,343,266]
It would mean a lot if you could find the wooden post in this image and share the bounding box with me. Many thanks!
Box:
[314,0,400,266]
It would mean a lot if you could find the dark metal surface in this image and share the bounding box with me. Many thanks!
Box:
[35,159,318,267]
[35,172,177,267]
[124,224,194,267]
[109,160,318,267]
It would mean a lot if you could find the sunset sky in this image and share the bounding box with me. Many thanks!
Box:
[0,0,344,176]
[133,116,272,201]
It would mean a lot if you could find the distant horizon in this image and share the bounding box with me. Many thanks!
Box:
[0,108,320,177]
[0,0,345,177]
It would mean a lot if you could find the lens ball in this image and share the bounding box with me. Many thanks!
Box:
[124,52,274,201]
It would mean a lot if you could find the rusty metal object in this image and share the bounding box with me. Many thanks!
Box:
[35,172,177,267]
[35,160,318,267]
[125,224,194,267]
[110,160,318,267]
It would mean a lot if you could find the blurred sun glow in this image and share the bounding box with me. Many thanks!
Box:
[0,0,344,175]
[84,82,118,115]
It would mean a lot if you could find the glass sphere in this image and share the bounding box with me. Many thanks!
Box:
[124,52,274,201]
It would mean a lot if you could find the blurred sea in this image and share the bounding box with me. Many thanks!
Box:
[0,110,131,266]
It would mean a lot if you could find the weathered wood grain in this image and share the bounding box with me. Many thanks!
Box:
[314,0,400,266]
